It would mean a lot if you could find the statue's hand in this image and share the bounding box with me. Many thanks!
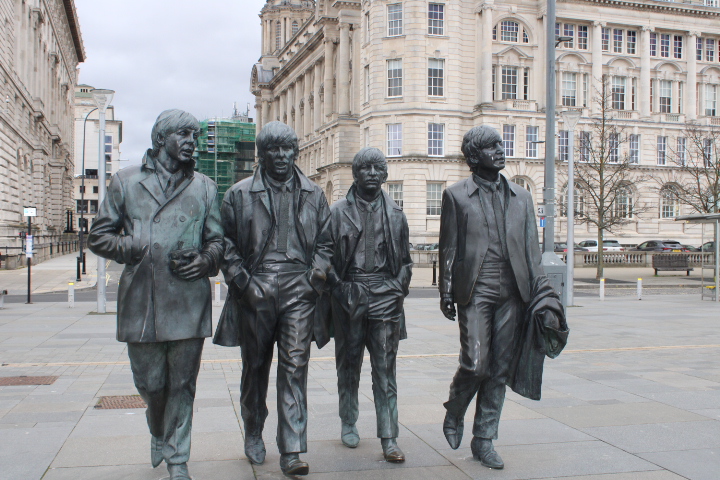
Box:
[175,252,211,281]
[440,295,456,321]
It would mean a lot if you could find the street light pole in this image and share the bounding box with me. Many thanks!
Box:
[544,0,557,254]
[561,110,581,307]
[91,89,114,314]
[77,107,98,281]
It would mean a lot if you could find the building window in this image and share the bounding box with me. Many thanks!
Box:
[578,25,588,49]
[501,66,518,99]
[580,132,591,162]
[660,34,670,57]
[523,68,530,100]
[612,76,626,110]
[93,186,99,194]
[426,182,443,215]
[559,130,569,162]
[650,33,657,56]
[602,28,610,51]
[387,4,403,36]
[526,126,539,158]
[697,37,704,60]
[674,35,683,58]
[76,200,99,215]
[79,186,85,194]
[563,24,574,48]
[561,72,577,107]
[627,30,637,54]
[428,123,444,156]
[609,133,620,163]
[704,138,714,167]
[428,58,444,96]
[631,78,637,110]
[500,20,519,42]
[503,125,515,157]
[387,124,402,157]
[707,39,715,62]
[582,73,589,107]
[629,134,640,164]
[677,137,687,165]
[428,3,444,36]
[275,21,282,50]
[364,65,370,103]
[614,187,633,219]
[706,84,718,116]
[660,187,680,218]
[659,80,672,113]
[657,136,668,165]
[387,182,404,208]
[365,12,370,43]
[511,177,533,195]
[387,59,402,97]
[613,29,623,53]
[291,21,299,37]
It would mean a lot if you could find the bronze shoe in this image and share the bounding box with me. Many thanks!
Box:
[471,437,504,469]
[442,411,464,450]
[150,435,163,468]
[341,422,360,448]
[167,463,192,480]
[244,434,266,465]
[280,453,309,476]
[381,438,405,463]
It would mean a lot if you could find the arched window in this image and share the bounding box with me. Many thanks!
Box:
[292,21,299,36]
[614,186,634,219]
[560,185,585,217]
[510,176,533,196]
[660,185,680,218]
[493,20,530,44]
[275,21,282,50]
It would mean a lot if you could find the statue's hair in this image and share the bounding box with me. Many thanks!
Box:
[151,109,201,157]
[256,121,299,158]
[352,147,387,177]
[461,125,503,164]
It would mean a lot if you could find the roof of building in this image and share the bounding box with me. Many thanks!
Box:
[63,0,86,63]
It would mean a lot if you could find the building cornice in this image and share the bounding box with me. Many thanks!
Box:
[566,0,720,18]
[62,0,85,62]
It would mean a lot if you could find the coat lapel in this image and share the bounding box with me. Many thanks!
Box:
[382,190,401,275]
[465,177,487,227]
[139,171,167,207]
[250,168,272,218]
[504,179,523,247]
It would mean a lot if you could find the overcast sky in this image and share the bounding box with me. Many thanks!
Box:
[74,0,267,165]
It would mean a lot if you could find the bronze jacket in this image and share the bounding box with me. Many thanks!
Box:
[88,152,224,343]
[213,165,331,347]
[439,175,544,305]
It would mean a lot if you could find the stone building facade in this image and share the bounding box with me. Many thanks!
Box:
[0,0,84,255]
[251,0,720,245]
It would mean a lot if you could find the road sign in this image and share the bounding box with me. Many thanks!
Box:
[26,235,33,258]
[537,204,546,216]
[539,217,546,228]
[23,207,37,217]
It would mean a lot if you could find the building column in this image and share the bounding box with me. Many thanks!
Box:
[314,61,323,131]
[337,23,351,115]
[304,71,312,137]
[286,86,294,126]
[324,36,335,118]
[256,101,264,131]
[687,31,699,120]
[295,81,302,135]
[262,99,270,131]
[479,3,495,106]
[591,21,604,114]
[640,26,652,118]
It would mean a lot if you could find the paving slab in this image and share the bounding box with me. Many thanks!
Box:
[639,448,720,480]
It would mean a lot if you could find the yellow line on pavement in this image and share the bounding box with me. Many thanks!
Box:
[2,344,719,368]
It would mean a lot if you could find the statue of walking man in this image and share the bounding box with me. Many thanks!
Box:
[89,109,224,480]
[315,147,412,462]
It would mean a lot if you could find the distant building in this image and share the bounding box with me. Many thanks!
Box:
[73,85,123,232]
[195,107,256,199]
[0,0,85,263]
[251,0,720,245]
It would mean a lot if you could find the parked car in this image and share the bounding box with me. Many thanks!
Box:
[631,240,689,252]
[683,244,701,252]
[554,242,589,252]
[577,239,624,252]
[701,241,716,252]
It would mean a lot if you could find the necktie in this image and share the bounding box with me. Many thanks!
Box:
[491,184,509,259]
[364,204,375,272]
[277,185,289,253]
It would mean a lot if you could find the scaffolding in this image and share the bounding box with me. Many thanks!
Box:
[195,116,256,199]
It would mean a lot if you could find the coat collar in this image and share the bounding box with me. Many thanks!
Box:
[465,174,519,197]
[139,150,195,207]
[250,165,315,193]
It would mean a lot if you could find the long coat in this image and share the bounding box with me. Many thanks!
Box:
[87,153,224,343]
[439,176,544,305]
[213,165,331,348]
[314,187,413,339]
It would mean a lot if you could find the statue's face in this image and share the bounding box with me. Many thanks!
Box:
[260,140,296,182]
[471,138,506,174]
[354,158,388,197]
[162,127,198,164]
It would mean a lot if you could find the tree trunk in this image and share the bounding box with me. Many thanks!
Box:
[596,229,604,279]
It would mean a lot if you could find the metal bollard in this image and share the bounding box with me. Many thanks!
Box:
[214,282,221,307]
[432,260,437,286]
[637,278,642,300]
[599,278,605,301]
[68,282,75,308]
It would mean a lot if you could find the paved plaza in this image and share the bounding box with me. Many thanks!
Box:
[0,254,718,479]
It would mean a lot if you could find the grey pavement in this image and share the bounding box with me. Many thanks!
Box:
[1,290,719,479]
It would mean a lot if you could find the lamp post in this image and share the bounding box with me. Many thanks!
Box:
[77,107,98,281]
[90,89,114,314]
[561,109,581,307]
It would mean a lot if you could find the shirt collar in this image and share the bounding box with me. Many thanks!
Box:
[473,173,503,193]
[264,172,295,192]
[355,192,382,212]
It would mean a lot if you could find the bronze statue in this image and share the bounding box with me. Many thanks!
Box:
[88,109,224,480]
[213,121,330,476]
[438,125,567,469]
[315,147,412,462]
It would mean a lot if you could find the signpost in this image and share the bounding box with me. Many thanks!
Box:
[23,207,36,304]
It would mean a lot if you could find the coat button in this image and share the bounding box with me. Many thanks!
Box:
[179,216,186,222]
[154,217,161,223]
[262,229,268,235]
[153,243,160,249]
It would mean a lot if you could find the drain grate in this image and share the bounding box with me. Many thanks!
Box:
[0,376,58,386]
[95,395,147,409]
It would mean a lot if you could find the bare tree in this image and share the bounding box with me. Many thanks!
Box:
[562,77,649,279]
[656,122,720,214]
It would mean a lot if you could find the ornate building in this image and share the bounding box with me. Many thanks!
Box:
[0,0,84,256]
[251,0,720,245]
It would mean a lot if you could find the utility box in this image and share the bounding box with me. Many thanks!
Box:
[542,252,567,307]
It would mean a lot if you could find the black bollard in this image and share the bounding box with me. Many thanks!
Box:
[432,260,437,286]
